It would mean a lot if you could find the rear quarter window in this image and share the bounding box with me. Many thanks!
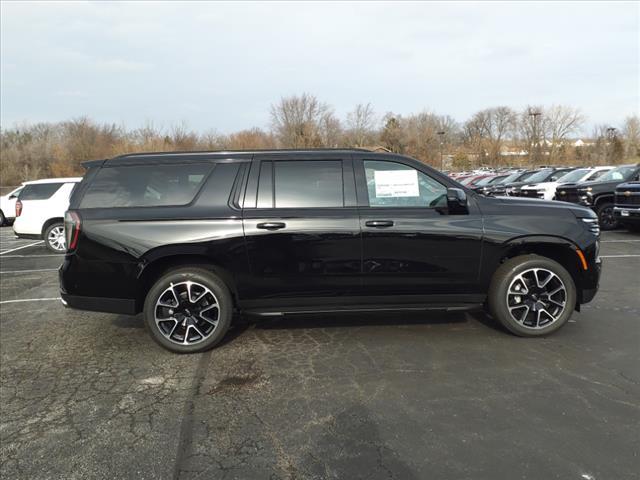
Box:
[19,183,64,200]
[80,163,212,208]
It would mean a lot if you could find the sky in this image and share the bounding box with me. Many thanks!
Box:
[1,1,638,134]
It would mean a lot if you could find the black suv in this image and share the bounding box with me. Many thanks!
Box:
[555,164,640,230]
[614,181,640,232]
[60,149,602,353]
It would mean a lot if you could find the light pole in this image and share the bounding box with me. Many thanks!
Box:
[437,130,446,171]
[529,110,542,165]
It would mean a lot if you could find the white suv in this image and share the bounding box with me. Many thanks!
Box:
[13,177,81,253]
[0,184,24,225]
[520,166,612,200]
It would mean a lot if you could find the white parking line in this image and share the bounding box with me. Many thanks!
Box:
[600,239,640,243]
[0,297,61,305]
[0,241,44,255]
[0,268,59,274]
[0,254,62,258]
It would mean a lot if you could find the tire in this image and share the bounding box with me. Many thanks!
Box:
[596,202,618,230]
[44,222,66,253]
[0,210,5,226]
[488,255,576,337]
[143,267,233,353]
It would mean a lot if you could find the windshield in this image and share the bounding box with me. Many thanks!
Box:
[497,171,524,184]
[487,175,507,185]
[557,168,589,183]
[598,166,636,182]
[474,176,495,186]
[586,169,609,181]
[522,169,553,183]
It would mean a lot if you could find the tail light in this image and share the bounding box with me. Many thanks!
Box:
[15,199,22,217]
[64,211,81,251]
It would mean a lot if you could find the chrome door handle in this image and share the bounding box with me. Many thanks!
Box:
[365,220,394,228]
[257,222,286,230]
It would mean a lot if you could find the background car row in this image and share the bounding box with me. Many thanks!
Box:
[450,163,640,230]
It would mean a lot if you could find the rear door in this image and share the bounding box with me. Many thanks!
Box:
[241,153,362,306]
[354,155,484,300]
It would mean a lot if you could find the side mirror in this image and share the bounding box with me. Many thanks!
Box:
[8,194,17,199]
[446,187,468,213]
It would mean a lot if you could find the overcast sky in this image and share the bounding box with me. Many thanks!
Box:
[1,1,638,134]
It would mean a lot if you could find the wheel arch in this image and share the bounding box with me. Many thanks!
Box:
[136,251,239,313]
[593,193,614,208]
[41,217,64,238]
[498,235,586,307]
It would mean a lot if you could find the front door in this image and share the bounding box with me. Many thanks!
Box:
[241,154,362,306]
[354,157,484,300]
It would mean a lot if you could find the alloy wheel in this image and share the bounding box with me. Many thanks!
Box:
[598,206,617,230]
[154,281,220,346]
[506,268,567,329]
[47,226,66,252]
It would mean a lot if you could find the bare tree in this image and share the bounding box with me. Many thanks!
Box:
[543,105,585,162]
[345,103,376,147]
[622,115,640,159]
[270,93,338,148]
[465,107,516,165]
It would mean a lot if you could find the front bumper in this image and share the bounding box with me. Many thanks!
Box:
[614,206,640,223]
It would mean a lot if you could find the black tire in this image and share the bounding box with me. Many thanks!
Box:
[596,202,618,230]
[143,267,233,353]
[44,221,66,253]
[488,255,576,337]
[0,210,5,226]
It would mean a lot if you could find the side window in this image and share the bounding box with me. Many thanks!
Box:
[19,183,63,200]
[273,161,343,208]
[80,163,212,208]
[363,160,447,208]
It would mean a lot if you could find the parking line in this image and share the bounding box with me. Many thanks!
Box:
[0,268,59,274]
[0,297,61,305]
[0,241,44,255]
[600,240,640,243]
[600,255,640,258]
[0,254,62,258]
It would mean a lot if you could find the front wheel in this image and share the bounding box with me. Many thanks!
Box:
[44,222,66,253]
[143,267,233,353]
[488,255,576,337]
[596,202,618,230]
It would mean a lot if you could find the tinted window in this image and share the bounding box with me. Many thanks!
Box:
[80,164,212,208]
[599,166,636,182]
[19,183,63,200]
[273,161,343,208]
[364,160,447,208]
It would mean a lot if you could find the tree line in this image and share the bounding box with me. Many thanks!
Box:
[1,93,638,185]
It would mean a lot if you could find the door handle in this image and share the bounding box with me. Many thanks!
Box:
[365,220,394,228]
[257,222,286,230]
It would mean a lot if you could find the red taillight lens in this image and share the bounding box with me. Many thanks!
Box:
[64,211,81,251]
[15,200,22,217]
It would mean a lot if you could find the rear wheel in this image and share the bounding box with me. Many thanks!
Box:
[44,222,66,253]
[488,255,576,337]
[596,202,618,230]
[143,267,232,353]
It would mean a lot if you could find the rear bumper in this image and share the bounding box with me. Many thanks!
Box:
[60,292,137,315]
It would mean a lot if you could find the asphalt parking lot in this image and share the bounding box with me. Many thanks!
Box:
[1,227,638,480]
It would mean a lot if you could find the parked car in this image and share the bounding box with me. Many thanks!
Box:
[489,170,536,196]
[0,184,24,225]
[13,177,81,252]
[471,174,510,195]
[59,149,601,353]
[613,181,640,232]
[520,166,611,201]
[511,168,576,198]
[555,164,640,230]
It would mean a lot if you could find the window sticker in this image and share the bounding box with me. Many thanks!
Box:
[374,169,419,197]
